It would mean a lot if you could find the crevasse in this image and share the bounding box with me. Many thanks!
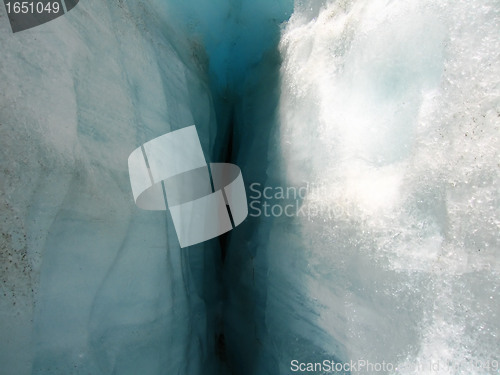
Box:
[0,0,499,375]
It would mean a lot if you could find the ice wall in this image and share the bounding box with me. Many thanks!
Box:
[0,0,296,373]
[0,1,227,374]
[224,0,499,374]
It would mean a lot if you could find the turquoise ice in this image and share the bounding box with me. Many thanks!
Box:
[0,0,499,374]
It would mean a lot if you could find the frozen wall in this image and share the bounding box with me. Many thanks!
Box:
[0,0,295,373]
[0,1,226,374]
[224,0,499,374]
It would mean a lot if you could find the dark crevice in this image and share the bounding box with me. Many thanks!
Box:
[173,3,295,372]
[213,104,237,373]
[216,108,236,265]
[213,47,285,375]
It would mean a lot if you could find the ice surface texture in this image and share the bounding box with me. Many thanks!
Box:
[1,0,499,374]
[223,0,499,374]
[0,1,225,373]
[260,1,499,373]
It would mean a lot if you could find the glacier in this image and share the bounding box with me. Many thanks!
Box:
[0,0,499,374]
